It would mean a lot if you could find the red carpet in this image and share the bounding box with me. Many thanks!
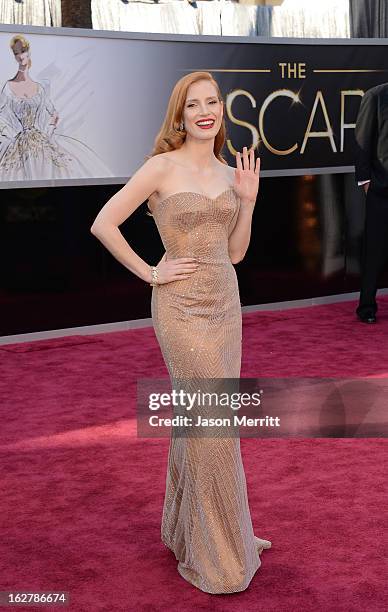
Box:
[1,298,387,611]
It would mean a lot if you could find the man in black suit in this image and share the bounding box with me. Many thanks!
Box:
[354,82,388,323]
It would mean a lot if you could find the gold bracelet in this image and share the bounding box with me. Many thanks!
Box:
[149,265,159,287]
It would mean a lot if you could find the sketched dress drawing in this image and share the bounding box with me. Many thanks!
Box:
[0,79,112,181]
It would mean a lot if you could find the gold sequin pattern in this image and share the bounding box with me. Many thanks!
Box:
[150,189,271,594]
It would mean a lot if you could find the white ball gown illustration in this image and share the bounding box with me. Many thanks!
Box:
[0,78,113,181]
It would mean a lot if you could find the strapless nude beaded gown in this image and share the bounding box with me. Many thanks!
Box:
[149,187,271,594]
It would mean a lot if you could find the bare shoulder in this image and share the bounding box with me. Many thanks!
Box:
[225,163,236,184]
[143,154,170,173]
[142,154,175,204]
[142,154,169,184]
[155,150,186,168]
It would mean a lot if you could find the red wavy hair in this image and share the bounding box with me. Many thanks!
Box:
[146,71,227,164]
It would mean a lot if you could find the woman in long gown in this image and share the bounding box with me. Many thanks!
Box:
[91,71,271,594]
[0,34,112,181]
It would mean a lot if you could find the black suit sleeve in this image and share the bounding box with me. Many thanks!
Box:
[354,90,377,183]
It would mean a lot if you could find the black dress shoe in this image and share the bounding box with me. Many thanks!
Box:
[357,313,377,324]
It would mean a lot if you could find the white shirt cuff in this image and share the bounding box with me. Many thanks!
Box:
[358,180,370,186]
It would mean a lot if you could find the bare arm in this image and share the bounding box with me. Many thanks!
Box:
[90,156,198,284]
[228,199,256,264]
[90,156,168,283]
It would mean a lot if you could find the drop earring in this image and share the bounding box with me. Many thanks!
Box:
[179,121,185,131]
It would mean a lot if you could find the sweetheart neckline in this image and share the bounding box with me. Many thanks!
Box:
[155,187,236,207]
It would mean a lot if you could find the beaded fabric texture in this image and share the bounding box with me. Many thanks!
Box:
[149,188,271,594]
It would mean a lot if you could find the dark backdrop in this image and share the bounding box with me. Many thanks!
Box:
[2,173,386,337]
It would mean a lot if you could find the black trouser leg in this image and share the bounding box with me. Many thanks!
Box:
[357,189,388,317]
